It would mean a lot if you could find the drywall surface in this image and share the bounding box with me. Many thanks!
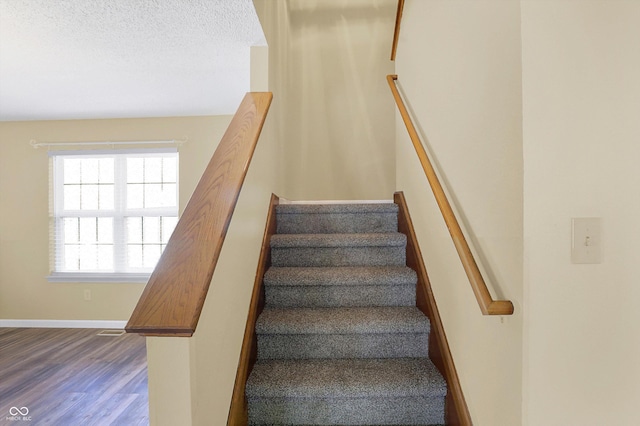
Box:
[0,115,231,320]
[275,0,397,200]
[146,337,193,426]
[395,1,523,424]
[521,1,640,424]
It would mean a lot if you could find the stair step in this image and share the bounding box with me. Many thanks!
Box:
[271,233,406,248]
[256,307,429,359]
[256,307,428,335]
[265,283,416,308]
[247,358,446,425]
[271,233,406,267]
[247,357,445,398]
[264,266,417,307]
[264,266,417,287]
[276,203,398,234]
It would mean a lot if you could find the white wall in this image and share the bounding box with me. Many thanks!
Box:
[273,0,397,201]
[395,1,523,424]
[521,1,640,424]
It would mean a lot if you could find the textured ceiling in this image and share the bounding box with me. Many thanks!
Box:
[0,0,266,121]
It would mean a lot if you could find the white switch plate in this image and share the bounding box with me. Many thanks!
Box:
[571,217,602,264]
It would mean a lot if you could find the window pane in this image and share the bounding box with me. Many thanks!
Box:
[143,245,161,268]
[82,159,100,184]
[81,185,99,210]
[127,217,142,244]
[97,218,113,243]
[144,157,162,182]
[64,159,81,184]
[127,158,144,183]
[161,216,178,243]
[143,217,160,243]
[148,183,177,208]
[143,183,177,208]
[64,218,79,243]
[80,244,98,270]
[97,245,113,270]
[99,185,114,210]
[144,184,161,208]
[99,158,114,183]
[79,217,97,243]
[163,157,177,182]
[127,184,144,209]
[128,244,143,268]
[64,185,80,210]
[163,183,177,207]
[64,245,80,271]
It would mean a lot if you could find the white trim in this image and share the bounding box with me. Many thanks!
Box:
[0,319,128,329]
[279,198,394,205]
[32,138,186,149]
[48,147,178,157]
[47,272,150,283]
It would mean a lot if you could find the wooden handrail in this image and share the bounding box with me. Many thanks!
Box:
[126,92,273,336]
[390,0,405,61]
[387,75,513,316]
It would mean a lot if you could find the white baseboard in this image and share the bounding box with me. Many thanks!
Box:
[0,319,128,329]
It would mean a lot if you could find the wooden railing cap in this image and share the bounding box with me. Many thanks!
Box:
[126,92,273,336]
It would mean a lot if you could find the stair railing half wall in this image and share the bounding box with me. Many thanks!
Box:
[126,92,273,336]
[387,75,513,316]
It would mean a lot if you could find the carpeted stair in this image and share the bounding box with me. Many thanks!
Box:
[246,202,447,425]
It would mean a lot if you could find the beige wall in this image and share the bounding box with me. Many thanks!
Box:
[396,1,523,424]
[521,1,640,424]
[261,0,397,201]
[0,115,231,320]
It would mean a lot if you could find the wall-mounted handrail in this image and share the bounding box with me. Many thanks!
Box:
[387,75,513,316]
[126,92,273,336]
[390,0,405,61]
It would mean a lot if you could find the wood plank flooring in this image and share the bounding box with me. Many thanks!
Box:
[0,328,148,425]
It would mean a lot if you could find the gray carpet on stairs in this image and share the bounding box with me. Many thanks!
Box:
[246,202,447,425]
[264,266,417,308]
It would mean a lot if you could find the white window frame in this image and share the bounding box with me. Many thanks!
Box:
[47,148,178,283]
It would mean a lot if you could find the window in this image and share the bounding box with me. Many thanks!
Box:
[48,149,178,282]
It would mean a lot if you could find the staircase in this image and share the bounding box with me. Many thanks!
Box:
[245,202,447,425]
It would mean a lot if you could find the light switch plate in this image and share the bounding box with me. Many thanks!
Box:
[571,217,602,264]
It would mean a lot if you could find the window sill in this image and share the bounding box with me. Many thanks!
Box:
[47,272,151,283]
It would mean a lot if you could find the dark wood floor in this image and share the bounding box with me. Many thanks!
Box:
[0,328,148,425]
